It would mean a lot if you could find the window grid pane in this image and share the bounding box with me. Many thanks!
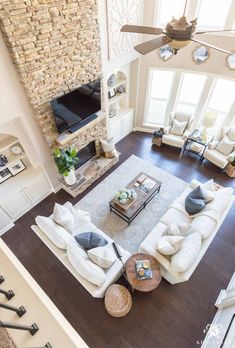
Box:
[157,0,186,26]
[178,73,207,104]
[208,79,235,112]
[197,0,232,29]
[147,100,167,125]
[150,70,174,99]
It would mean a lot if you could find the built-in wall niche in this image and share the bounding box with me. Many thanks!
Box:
[0,134,27,183]
[107,69,135,144]
[0,133,52,222]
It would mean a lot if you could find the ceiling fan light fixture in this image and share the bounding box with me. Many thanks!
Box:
[170,39,191,54]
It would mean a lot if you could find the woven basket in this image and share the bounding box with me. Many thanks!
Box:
[225,163,235,178]
[104,284,132,318]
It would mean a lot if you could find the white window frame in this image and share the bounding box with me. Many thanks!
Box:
[142,68,235,133]
[143,67,175,128]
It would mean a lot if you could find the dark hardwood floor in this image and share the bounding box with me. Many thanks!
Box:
[2,132,235,348]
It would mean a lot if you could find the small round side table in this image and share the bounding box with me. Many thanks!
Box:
[125,253,162,292]
[104,284,132,318]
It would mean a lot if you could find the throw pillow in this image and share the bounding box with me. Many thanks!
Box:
[216,135,235,156]
[156,236,184,256]
[201,179,215,203]
[185,186,206,216]
[64,202,91,228]
[100,137,115,152]
[53,203,74,234]
[171,119,188,136]
[88,246,115,269]
[75,232,108,250]
[167,222,191,236]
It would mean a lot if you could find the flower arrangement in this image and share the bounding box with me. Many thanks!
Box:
[115,188,137,205]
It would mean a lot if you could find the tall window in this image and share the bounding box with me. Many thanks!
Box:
[156,0,186,27]
[175,73,206,114]
[197,0,232,29]
[203,78,235,133]
[145,70,174,125]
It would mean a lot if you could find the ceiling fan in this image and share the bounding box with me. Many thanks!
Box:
[121,0,235,56]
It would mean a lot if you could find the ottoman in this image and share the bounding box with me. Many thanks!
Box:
[104,284,132,318]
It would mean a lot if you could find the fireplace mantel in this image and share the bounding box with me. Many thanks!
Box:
[56,112,106,147]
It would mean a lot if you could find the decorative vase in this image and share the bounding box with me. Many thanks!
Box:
[64,168,76,185]
[107,74,116,87]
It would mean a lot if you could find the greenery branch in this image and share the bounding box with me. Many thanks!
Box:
[54,147,78,176]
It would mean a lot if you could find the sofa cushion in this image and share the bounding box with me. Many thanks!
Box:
[204,148,228,169]
[53,203,74,234]
[205,187,233,216]
[88,246,115,269]
[171,119,187,136]
[160,207,192,226]
[156,236,184,256]
[67,239,106,286]
[190,215,217,240]
[185,186,206,215]
[35,216,72,249]
[75,232,108,250]
[167,222,191,236]
[171,232,201,273]
[216,135,235,156]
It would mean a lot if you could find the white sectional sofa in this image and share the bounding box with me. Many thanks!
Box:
[139,179,234,284]
[31,202,130,298]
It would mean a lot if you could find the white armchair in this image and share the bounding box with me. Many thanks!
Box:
[162,111,194,149]
[202,126,235,169]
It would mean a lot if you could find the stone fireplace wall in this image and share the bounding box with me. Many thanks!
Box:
[0,0,105,151]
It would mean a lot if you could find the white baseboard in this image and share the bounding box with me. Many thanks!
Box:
[133,127,155,134]
[53,183,62,193]
[0,222,15,236]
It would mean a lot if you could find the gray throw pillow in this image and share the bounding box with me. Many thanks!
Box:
[75,232,107,250]
[185,186,206,216]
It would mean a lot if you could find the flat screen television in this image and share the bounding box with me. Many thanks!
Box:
[51,78,101,134]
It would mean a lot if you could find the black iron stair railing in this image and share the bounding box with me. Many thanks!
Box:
[0,288,15,300]
[0,275,52,346]
[0,302,26,317]
[0,321,39,335]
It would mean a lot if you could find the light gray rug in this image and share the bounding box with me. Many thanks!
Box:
[76,155,188,253]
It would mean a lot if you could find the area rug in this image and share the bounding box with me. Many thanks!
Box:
[75,155,188,253]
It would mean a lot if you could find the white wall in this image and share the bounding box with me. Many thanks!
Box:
[0,33,59,190]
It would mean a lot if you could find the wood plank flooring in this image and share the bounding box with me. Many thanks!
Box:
[2,132,235,348]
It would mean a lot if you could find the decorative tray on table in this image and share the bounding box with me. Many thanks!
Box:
[135,259,153,280]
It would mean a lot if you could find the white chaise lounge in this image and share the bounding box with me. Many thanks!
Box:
[31,202,130,298]
[139,179,234,284]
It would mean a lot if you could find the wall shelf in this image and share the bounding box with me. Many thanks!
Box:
[108,92,127,106]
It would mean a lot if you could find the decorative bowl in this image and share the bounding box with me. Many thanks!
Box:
[115,188,137,205]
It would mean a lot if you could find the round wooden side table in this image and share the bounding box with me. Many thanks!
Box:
[125,253,162,292]
[105,284,132,318]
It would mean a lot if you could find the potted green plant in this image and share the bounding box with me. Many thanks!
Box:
[54,147,78,185]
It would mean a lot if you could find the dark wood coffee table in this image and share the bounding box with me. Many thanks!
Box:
[109,172,161,225]
[125,253,162,292]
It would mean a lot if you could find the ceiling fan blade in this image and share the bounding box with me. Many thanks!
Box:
[121,25,163,35]
[190,38,233,55]
[134,36,172,55]
[196,29,235,34]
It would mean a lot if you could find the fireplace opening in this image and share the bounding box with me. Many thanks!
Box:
[75,141,96,170]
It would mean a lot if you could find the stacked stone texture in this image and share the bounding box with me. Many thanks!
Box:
[0,0,104,149]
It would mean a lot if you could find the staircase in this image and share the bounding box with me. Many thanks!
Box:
[0,239,88,348]
[0,275,51,348]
